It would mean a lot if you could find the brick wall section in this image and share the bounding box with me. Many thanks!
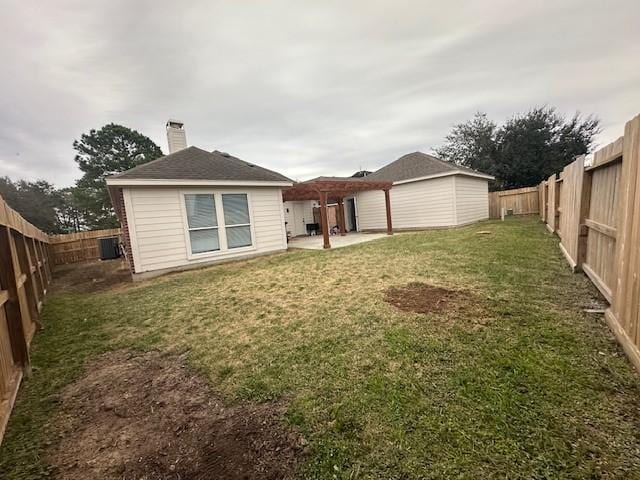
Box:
[114,187,136,273]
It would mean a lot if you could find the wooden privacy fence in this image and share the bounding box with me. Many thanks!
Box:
[537,113,640,371]
[49,228,121,265]
[0,195,52,443]
[488,186,539,219]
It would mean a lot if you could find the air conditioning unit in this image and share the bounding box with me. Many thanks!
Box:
[99,237,121,260]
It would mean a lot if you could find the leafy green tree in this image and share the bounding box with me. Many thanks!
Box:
[73,123,163,229]
[0,177,62,233]
[54,187,84,233]
[494,107,600,189]
[436,107,600,190]
[435,112,497,177]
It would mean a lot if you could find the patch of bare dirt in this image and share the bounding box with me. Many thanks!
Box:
[51,259,131,293]
[385,282,474,315]
[48,351,304,480]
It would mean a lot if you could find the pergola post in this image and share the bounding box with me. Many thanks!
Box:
[337,198,347,236]
[384,189,393,235]
[319,191,331,249]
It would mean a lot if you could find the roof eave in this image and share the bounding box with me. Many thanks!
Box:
[105,178,293,187]
[391,170,494,185]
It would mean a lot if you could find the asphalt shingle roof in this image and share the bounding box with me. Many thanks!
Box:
[366,152,490,183]
[110,146,292,183]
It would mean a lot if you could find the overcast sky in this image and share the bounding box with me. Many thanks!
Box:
[1,1,639,186]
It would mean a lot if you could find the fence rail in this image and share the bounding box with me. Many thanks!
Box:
[49,228,122,265]
[0,194,52,444]
[533,113,640,371]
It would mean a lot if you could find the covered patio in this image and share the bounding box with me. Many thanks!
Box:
[288,232,389,250]
[282,177,393,249]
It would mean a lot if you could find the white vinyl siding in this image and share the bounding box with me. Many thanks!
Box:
[356,176,456,230]
[454,176,489,225]
[283,200,316,236]
[125,186,287,273]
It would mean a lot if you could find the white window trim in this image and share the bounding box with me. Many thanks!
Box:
[179,190,257,260]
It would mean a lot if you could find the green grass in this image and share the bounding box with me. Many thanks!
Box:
[2,217,640,479]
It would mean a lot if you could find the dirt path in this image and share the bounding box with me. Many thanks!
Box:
[48,350,305,479]
[50,259,132,294]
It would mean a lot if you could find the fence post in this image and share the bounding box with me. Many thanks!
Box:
[538,182,544,221]
[577,158,592,270]
[546,174,557,232]
[0,227,30,369]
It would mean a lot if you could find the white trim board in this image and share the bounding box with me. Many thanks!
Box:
[392,170,494,186]
[107,178,293,187]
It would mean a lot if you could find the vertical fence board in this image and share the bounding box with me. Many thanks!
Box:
[538,181,546,221]
[488,192,500,218]
[546,174,557,232]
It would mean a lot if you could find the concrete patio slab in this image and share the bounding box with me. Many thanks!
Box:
[288,232,389,250]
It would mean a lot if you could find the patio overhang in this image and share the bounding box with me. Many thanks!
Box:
[282,177,393,249]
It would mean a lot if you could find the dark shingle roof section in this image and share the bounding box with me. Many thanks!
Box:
[366,152,490,183]
[304,176,358,183]
[111,146,292,183]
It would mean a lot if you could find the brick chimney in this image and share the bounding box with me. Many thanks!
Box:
[166,119,187,154]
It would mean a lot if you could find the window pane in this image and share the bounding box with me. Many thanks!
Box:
[226,225,252,248]
[185,194,217,229]
[222,194,250,225]
[189,229,219,253]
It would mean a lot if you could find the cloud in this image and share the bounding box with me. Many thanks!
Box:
[1,0,638,186]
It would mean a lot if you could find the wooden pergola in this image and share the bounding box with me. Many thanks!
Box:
[282,177,393,249]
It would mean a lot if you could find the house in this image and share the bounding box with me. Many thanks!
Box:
[355,152,493,230]
[108,120,493,277]
[283,152,494,236]
[106,121,293,279]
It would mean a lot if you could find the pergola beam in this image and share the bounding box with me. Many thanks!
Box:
[282,179,393,203]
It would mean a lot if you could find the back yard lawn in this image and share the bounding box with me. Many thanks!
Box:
[2,217,640,479]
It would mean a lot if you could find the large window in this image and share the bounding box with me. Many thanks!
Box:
[184,194,219,254]
[183,192,253,255]
[222,194,252,248]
